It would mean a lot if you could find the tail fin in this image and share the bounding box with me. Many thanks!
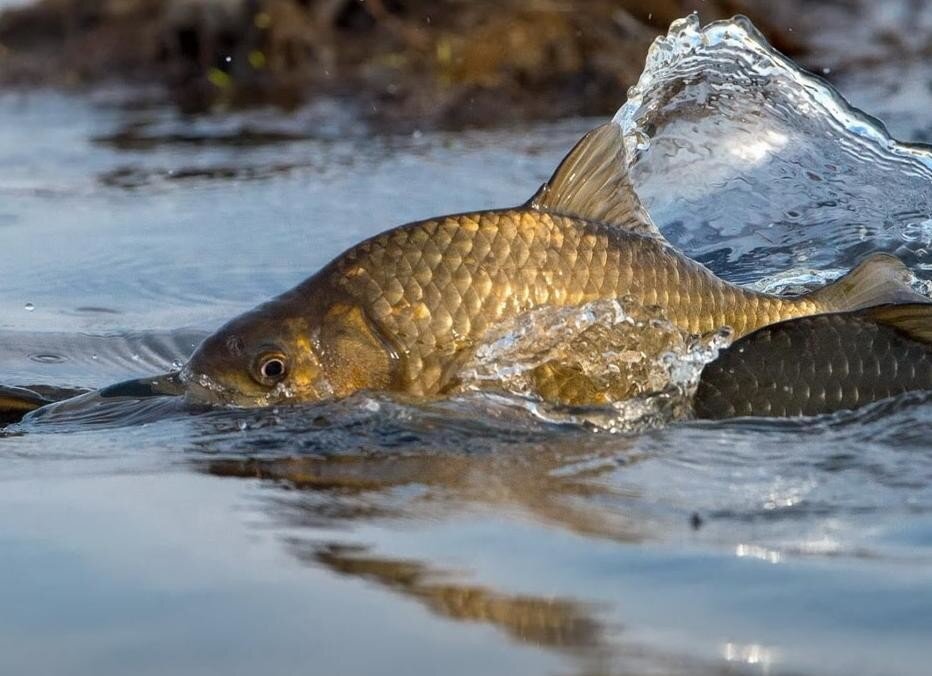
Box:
[808,253,928,312]
[861,303,932,345]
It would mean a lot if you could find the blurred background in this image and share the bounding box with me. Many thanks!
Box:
[0,0,929,131]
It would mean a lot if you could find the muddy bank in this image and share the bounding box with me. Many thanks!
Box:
[0,0,927,129]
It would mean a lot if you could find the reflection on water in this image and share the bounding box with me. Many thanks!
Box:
[1,13,932,676]
[303,543,604,651]
[200,442,646,542]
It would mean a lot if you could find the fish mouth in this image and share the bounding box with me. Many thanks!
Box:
[97,371,186,399]
[177,365,262,407]
[97,370,254,408]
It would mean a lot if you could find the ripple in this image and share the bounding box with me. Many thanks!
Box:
[0,329,207,389]
[28,353,66,364]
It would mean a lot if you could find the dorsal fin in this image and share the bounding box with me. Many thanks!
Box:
[807,253,928,312]
[860,303,932,344]
[528,123,662,239]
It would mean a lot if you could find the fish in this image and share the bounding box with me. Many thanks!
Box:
[179,119,925,407]
[694,303,932,419]
[0,385,51,425]
[0,377,180,427]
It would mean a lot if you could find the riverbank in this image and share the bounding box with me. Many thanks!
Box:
[0,0,839,128]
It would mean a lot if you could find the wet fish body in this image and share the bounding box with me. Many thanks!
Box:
[183,123,922,406]
[695,304,932,419]
[312,208,821,395]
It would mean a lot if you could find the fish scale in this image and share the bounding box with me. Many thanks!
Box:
[328,209,819,394]
[695,308,932,418]
[176,121,926,407]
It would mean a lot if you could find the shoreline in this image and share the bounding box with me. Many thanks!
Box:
[0,0,805,129]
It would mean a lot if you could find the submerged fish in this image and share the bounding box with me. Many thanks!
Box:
[0,383,92,425]
[694,304,932,419]
[175,119,923,407]
[0,385,50,425]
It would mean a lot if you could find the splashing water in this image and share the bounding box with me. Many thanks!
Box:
[616,14,932,284]
[455,299,733,431]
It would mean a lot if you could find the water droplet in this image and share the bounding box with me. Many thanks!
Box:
[131,353,141,362]
[635,131,651,151]
[24,302,34,312]
[171,360,184,370]
[822,67,831,75]
[237,420,248,431]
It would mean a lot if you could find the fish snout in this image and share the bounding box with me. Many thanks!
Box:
[179,338,242,405]
[97,372,186,399]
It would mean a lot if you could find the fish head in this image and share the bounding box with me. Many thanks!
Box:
[182,294,395,407]
[182,299,331,407]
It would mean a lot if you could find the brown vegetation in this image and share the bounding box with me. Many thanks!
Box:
[0,0,817,127]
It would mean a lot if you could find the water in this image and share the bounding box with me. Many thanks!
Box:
[1,15,932,676]
[617,15,932,284]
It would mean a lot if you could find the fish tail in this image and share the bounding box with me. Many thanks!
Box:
[806,253,928,312]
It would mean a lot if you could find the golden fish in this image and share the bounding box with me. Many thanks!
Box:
[175,122,922,406]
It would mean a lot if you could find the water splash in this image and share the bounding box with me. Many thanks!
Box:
[615,14,932,283]
[455,299,732,431]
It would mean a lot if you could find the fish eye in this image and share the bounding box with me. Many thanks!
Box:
[253,351,288,386]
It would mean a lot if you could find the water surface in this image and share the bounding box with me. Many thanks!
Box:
[1,16,931,676]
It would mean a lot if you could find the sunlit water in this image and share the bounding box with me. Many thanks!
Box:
[1,15,931,676]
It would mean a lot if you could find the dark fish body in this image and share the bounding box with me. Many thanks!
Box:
[694,304,932,419]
